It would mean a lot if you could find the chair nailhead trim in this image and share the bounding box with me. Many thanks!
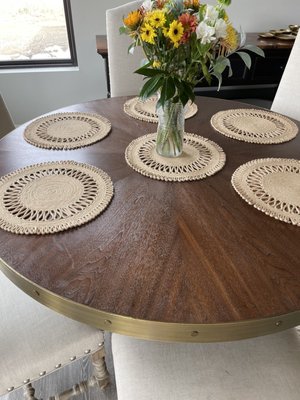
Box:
[70,356,76,361]
[84,349,91,354]
[23,379,30,384]
[39,371,46,376]
[7,387,14,392]
[55,364,62,369]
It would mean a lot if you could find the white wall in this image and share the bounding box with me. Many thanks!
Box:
[0,0,299,125]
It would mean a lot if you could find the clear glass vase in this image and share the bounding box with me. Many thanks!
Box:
[156,99,184,157]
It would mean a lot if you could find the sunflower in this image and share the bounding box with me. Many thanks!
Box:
[167,20,184,47]
[140,23,157,44]
[147,10,166,28]
[123,10,142,30]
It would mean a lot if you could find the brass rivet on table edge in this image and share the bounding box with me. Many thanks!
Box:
[275,320,283,327]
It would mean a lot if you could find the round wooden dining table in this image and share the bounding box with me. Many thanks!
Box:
[0,96,299,343]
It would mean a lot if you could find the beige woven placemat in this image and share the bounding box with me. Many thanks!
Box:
[232,158,300,226]
[124,96,198,123]
[125,133,226,181]
[24,112,111,150]
[211,108,298,144]
[0,161,114,235]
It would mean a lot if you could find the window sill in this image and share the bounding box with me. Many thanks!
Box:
[0,66,79,74]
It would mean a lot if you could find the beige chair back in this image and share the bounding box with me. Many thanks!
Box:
[271,33,300,121]
[106,1,144,97]
[0,94,15,138]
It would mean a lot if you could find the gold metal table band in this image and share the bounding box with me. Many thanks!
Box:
[1,258,299,343]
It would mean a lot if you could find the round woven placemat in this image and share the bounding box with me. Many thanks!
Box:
[232,158,300,226]
[124,96,198,123]
[0,161,114,235]
[211,108,298,144]
[24,112,111,150]
[125,133,226,181]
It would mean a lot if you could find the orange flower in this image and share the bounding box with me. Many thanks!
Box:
[184,0,200,10]
[178,13,197,43]
[123,10,142,30]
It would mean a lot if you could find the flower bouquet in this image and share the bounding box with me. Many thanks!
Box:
[120,0,264,157]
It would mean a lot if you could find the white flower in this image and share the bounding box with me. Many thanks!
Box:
[204,5,219,24]
[196,21,216,44]
[141,0,153,12]
[215,18,227,39]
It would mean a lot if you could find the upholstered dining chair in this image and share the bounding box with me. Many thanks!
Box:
[111,328,300,400]
[106,0,144,97]
[0,271,109,399]
[271,32,300,121]
[0,94,15,138]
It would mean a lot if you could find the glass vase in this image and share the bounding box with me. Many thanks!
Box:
[156,99,184,157]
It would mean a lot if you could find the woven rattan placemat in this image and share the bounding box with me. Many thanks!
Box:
[125,133,226,181]
[211,108,298,144]
[0,161,114,234]
[24,112,111,150]
[232,158,300,226]
[124,96,198,123]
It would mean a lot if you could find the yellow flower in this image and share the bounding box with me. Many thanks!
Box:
[140,23,157,44]
[162,27,169,37]
[167,20,184,46]
[123,10,142,30]
[152,60,161,68]
[222,23,238,52]
[146,10,166,28]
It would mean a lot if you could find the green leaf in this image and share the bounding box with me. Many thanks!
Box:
[200,61,211,85]
[214,57,228,74]
[157,77,176,108]
[173,78,190,107]
[242,44,265,58]
[134,66,165,77]
[119,26,127,35]
[139,75,164,100]
[217,0,231,6]
[211,72,223,91]
[165,77,176,100]
[181,81,195,103]
[236,51,252,69]
[214,56,233,77]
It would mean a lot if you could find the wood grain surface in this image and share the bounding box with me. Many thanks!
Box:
[0,96,299,329]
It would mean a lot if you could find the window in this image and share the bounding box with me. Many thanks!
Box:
[0,0,77,68]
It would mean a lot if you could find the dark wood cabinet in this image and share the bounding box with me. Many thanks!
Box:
[96,33,294,100]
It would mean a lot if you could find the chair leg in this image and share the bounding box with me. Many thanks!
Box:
[49,343,110,400]
[24,383,38,400]
[90,343,110,389]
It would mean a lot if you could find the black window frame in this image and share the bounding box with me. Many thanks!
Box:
[0,0,77,69]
